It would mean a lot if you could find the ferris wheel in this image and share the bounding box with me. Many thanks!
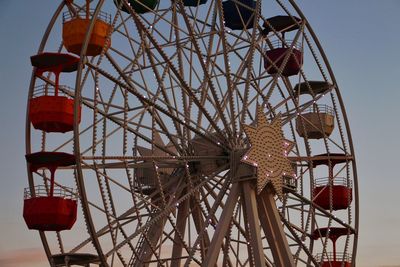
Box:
[24,0,359,266]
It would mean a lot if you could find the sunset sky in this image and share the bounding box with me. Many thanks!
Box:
[0,1,400,266]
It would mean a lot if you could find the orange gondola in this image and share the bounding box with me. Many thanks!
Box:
[63,1,111,56]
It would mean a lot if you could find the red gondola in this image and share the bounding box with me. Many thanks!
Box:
[312,153,353,210]
[313,227,354,267]
[313,178,352,210]
[29,53,81,133]
[23,152,77,231]
[263,16,303,76]
[23,191,77,231]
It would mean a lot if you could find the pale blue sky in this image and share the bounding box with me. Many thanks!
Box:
[0,1,399,266]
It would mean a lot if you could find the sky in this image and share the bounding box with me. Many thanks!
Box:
[0,1,400,266]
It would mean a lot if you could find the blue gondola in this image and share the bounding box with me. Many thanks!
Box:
[183,0,207,7]
[223,0,256,30]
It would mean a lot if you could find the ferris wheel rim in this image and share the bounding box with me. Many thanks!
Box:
[287,0,359,261]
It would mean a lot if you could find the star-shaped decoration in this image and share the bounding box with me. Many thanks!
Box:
[241,106,295,199]
[137,131,177,177]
